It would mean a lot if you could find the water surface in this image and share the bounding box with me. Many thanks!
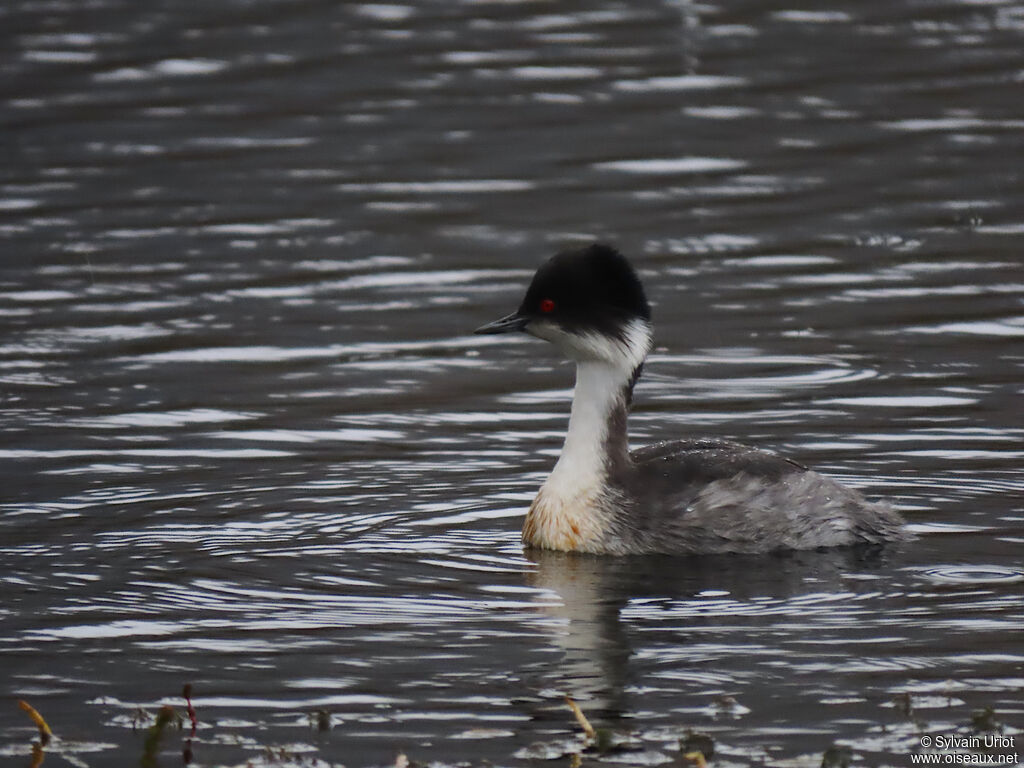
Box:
[2,0,1023,765]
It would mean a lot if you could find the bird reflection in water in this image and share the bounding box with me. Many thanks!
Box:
[522,546,897,727]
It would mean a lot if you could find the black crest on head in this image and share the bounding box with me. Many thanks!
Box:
[518,244,650,337]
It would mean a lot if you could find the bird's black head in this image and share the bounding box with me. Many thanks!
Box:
[475,244,652,364]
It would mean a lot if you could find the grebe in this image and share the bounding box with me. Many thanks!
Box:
[475,243,905,555]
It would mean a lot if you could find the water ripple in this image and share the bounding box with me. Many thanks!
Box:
[912,565,1024,585]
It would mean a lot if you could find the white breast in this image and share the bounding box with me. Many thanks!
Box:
[522,487,608,552]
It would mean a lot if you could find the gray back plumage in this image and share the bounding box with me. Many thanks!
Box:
[596,439,905,555]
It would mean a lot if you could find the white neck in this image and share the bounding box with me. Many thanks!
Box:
[542,318,651,490]
[522,319,652,552]
[547,360,630,493]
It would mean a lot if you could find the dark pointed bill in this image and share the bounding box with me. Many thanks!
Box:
[474,312,528,335]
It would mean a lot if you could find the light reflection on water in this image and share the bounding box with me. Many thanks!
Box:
[3,0,1024,765]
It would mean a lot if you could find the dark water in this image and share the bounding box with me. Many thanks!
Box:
[2,0,1023,765]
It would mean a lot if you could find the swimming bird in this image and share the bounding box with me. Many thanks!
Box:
[475,244,905,555]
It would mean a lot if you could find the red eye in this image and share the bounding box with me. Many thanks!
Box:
[539,298,555,313]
